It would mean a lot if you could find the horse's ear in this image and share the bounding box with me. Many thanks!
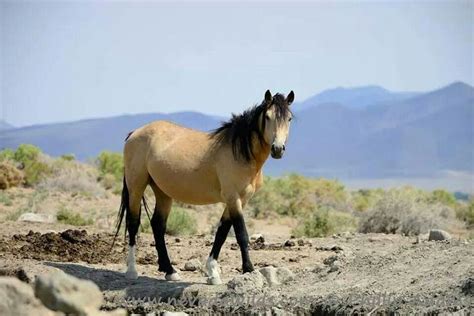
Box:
[287,91,295,105]
[265,90,273,105]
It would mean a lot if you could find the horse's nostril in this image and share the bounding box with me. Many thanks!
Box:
[282,145,286,151]
[271,144,276,151]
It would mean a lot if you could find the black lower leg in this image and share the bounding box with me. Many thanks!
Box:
[209,216,232,260]
[231,213,254,273]
[151,211,174,274]
[127,211,140,247]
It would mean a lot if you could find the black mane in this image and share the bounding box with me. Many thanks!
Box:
[211,93,291,162]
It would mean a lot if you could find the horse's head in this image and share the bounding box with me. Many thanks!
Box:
[262,90,294,159]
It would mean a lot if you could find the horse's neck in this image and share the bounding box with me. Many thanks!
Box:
[252,138,271,172]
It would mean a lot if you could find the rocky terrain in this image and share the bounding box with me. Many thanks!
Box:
[0,222,472,315]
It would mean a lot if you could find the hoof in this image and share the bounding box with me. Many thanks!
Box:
[207,276,222,285]
[165,272,181,281]
[125,269,138,280]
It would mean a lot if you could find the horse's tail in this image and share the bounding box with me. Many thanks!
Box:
[111,176,152,249]
[111,177,129,249]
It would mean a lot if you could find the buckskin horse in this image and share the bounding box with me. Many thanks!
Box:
[115,90,294,284]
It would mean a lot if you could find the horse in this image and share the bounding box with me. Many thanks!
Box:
[115,90,294,284]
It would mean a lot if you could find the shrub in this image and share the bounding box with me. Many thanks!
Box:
[456,201,474,229]
[166,207,197,236]
[0,149,14,162]
[96,151,123,181]
[60,154,75,161]
[38,159,104,196]
[13,144,41,166]
[249,175,348,218]
[429,190,457,207]
[358,188,455,235]
[292,207,357,237]
[0,161,24,190]
[57,207,94,226]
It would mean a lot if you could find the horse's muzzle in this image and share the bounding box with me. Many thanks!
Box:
[271,144,285,159]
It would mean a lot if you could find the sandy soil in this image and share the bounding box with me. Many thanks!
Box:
[0,221,472,314]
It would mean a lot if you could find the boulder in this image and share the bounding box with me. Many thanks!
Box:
[227,271,266,293]
[18,213,55,223]
[35,270,103,315]
[428,229,451,241]
[163,312,189,316]
[183,259,202,272]
[0,277,54,316]
[258,267,294,286]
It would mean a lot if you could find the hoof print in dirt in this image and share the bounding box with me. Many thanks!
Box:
[183,259,202,272]
[428,229,451,241]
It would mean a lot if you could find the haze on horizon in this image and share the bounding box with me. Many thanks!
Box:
[1,1,472,127]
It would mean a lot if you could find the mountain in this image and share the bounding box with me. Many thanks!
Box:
[267,81,474,177]
[1,82,472,179]
[0,120,14,131]
[296,85,420,111]
[0,112,222,160]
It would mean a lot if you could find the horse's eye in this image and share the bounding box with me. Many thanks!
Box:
[289,117,292,122]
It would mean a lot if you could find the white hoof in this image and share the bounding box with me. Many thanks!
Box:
[125,269,138,280]
[207,276,222,285]
[165,272,181,281]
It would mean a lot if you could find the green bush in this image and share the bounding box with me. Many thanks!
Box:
[0,149,14,162]
[429,189,457,207]
[166,207,197,236]
[96,151,123,181]
[292,207,357,237]
[8,144,50,186]
[57,207,94,226]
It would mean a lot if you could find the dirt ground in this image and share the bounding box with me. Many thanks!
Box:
[0,221,472,314]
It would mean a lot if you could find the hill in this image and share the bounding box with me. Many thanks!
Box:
[1,82,473,179]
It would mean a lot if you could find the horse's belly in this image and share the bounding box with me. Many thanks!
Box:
[149,164,222,205]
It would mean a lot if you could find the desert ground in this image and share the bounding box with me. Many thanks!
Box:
[0,201,473,314]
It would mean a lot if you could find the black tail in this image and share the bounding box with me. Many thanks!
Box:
[112,177,130,248]
[111,177,153,249]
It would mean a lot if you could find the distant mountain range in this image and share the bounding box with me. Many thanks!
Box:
[1,82,473,180]
[0,120,14,131]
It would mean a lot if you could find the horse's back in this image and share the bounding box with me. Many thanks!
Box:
[125,120,222,204]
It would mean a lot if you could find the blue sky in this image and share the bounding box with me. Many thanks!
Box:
[1,1,472,126]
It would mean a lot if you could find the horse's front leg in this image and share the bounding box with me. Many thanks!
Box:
[206,207,232,285]
[228,197,254,273]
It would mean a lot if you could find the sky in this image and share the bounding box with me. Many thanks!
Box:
[0,1,472,127]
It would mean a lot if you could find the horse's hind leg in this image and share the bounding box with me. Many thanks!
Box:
[124,174,148,280]
[206,207,232,285]
[149,180,180,281]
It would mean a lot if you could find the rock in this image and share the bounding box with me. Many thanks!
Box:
[329,260,341,272]
[18,213,55,223]
[428,229,451,241]
[0,267,33,283]
[283,239,295,247]
[183,259,202,272]
[0,277,54,316]
[297,239,305,246]
[323,255,339,265]
[163,312,189,316]
[35,270,103,315]
[275,267,294,284]
[461,277,474,295]
[250,233,265,243]
[175,237,181,243]
[227,271,266,293]
[258,267,294,286]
